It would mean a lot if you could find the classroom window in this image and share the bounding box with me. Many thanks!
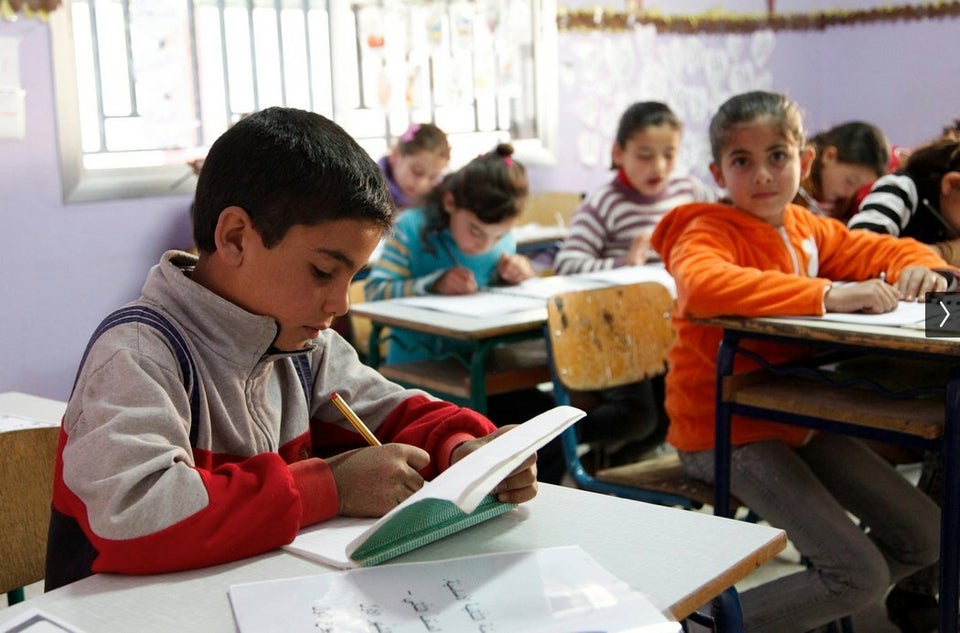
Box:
[50,0,558,203]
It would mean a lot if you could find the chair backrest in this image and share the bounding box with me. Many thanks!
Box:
[522,191,584,227]
[0,426,59,596]
[545,282,692,506]
[546,281,674,392]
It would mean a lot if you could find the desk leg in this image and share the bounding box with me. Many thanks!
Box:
[714,332,739,519]
[939,373,960,633]
[468,340,495,415]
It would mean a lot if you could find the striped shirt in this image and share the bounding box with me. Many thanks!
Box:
[553,173,716,275]
[848,173,950,243]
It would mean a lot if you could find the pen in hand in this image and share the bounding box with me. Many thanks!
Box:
[330,392,382,446]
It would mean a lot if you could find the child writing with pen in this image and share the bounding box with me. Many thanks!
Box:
[45,108,537,590]
[650,90,952,632]
[364,143,536,365]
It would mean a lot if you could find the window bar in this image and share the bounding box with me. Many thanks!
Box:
[216,0,233,126]
[186,0,204,147]
[246,0,260,112]
[351,4,365,109]
[120,0,138,116]
[299,0,314,112]
[84,1,108,153]
[273,0,287,106]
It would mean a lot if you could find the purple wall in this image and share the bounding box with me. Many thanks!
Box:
[1,5,958,400]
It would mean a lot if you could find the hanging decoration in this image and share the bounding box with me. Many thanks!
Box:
[0,0,60,21]
[557,1,960,34]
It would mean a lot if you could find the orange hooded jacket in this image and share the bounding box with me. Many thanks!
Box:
[650,202,951,452]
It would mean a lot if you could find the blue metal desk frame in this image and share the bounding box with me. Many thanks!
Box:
[708,317,960,633]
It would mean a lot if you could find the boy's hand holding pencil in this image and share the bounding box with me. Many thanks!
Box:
[327,392,431,516]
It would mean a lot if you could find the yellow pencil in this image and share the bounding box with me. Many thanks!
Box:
[330,392,382,446]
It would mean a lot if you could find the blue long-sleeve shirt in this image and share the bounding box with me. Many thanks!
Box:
[364,208,517,364]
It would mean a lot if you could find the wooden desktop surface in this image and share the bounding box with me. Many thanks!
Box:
[702,315,959,355]
[0,482,785,632]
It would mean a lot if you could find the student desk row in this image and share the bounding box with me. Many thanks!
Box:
[704,316,960,633]
[0,482,785,632]
[349,265,678,414]
[349,299,549,414]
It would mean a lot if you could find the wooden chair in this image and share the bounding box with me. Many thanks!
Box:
[347,278,384,362]
[546,281,749,632]
[545,282,735,508]
[1,426,59,604]
[521,191,584,228]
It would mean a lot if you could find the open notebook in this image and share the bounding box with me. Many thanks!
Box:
[285,405,586,568]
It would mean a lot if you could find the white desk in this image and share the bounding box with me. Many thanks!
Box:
[0,392,67,425]
[0,483,785,632]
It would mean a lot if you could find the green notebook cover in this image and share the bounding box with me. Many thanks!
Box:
[284,405,585,568]
[350,494,516,567]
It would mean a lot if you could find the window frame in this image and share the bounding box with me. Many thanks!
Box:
[49,0,558,204]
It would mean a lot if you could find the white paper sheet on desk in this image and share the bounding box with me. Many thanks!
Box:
[0,414,59,433]
[229,546,680,633]
[392,292,545,316]
[789,301,927,327]
[0,608,88,633]
[576,263,677,298]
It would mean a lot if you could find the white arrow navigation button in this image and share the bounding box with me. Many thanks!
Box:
[940,300,951,328]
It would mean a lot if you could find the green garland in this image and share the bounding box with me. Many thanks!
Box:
[558,2,960,33]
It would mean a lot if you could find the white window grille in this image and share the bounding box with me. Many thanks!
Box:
[51,0,557,203]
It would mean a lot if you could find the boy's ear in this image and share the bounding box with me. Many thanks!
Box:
[941,171,960,196]
[709,162,725,188]
[214,206,254,265]
[800,145,816,180]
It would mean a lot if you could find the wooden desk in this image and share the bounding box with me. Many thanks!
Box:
[705,316,960,633]
[349,300,549,413]
[0,483,785,632]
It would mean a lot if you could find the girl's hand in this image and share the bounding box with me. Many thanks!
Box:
[497,253,535,284]
[624,230,653,266]
[432,267,478,295]
[450,425,538,504]
[326,444,431,517]
[824,279,900,314]
[895,266,948,302]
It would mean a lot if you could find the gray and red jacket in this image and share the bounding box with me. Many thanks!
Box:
[46,251,494,589]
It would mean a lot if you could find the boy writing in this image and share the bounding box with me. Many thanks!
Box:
[45,107,537,589]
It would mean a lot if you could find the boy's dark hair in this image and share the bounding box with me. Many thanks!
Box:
[615,101,682,149]
[809,121,889,192]
[192,107,394,253]
[396,122,451,160]
[420,143,528,248]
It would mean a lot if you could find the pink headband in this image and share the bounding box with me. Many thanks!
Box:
[400,123,421,143]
